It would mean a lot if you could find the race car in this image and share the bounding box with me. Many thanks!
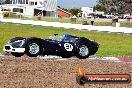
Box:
[3,34,99,59]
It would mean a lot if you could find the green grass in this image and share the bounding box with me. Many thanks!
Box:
[0,23,132,57]
[21,17,81,24]
[94,22,112,26]
[5,17,81,24]
[94,22,132,28]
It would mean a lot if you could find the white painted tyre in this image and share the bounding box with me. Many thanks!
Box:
[76,44,90,59]
[29,43,40,55]
[79,45,89,57]
[26,41,42,57]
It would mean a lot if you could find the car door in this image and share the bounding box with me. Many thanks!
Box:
[42,40,62,54]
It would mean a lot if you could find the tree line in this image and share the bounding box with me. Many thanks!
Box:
[94,0,132,14]
[60,0,132,16]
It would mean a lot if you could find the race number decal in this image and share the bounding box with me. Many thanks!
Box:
[64,43,73,51]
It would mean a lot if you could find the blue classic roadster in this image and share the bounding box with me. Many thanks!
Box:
[3,34,99,59]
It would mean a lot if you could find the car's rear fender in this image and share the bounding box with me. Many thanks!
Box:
[73,37,94,54]
[74,37,91,47]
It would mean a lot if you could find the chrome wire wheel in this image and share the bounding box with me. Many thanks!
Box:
[29,43,40,55]
[79,45,89,56]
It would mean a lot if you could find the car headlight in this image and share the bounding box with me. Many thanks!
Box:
[15,40,25,46]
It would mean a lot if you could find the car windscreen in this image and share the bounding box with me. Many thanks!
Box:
[62,36,78,42]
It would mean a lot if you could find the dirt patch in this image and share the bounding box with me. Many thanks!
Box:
[0,58,131,88]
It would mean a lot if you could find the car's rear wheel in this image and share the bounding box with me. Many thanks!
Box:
[11,52,24,57]
[76,44,89,59]
[25,40,42,57]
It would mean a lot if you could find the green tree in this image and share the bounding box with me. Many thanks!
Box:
[69,8,81,16]
[4,0,10,4]
[93,4,107,13]
[62,8,68,12]
[96,0,132,13]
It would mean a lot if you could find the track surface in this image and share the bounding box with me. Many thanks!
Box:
[0,54,132,88]
[0,57,131,88]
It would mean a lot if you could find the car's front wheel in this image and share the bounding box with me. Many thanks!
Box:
[25,40,42,57]
[76,44,89,59]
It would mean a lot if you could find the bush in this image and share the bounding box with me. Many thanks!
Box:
[2,12,11,17]
[112,16,118,23]
[112,19,118,23]
[1,12,23,18]
[10,12,23,18]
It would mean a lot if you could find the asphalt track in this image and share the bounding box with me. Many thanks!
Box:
[0,53,132,63]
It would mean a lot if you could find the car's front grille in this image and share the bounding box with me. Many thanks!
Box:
[5,46,11,50]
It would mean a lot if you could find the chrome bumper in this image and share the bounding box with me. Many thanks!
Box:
[3,45,25,53]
